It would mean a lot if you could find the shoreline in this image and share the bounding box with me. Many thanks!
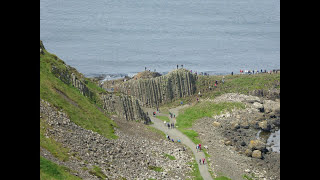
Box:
[89,68,280,82]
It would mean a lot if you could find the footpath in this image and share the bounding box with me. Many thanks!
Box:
[145,105,213,180]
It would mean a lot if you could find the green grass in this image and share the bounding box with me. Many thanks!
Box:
[40,156,81,180]
[156,115,170,122]
[40,47,117,140]
[164,153,176,160]
[148,166,164,172]
[176,101,245,145]
[89,165,107,179]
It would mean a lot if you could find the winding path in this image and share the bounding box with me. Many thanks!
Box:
[145,105,213,180]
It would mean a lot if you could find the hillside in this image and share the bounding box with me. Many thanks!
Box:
[40,41,195,180]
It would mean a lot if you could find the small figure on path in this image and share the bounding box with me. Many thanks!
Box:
[177,139,181,143]
[196,144,199,152]
[167,123,170,129]
[172,138,174,142]
[202,158,205,165]
[167,135,170,140]
[199,159,202,165]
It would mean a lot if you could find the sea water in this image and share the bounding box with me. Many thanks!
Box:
[40,0,280,79]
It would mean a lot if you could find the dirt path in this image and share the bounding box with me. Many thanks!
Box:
[145,105,213,180]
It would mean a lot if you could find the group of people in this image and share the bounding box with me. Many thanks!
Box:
[196,143,202,152]
[199,158,206,165]
[169,112,175,118]
[166,134,180,143]
[240,69,279,75]
[165,122,175,129]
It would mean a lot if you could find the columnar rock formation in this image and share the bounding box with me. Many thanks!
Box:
[117,69,197,108]
[100,93,151,124]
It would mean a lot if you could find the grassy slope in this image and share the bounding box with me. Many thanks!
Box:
[40,48,117,139]
[40,156,81,180]
[40,43,117,179]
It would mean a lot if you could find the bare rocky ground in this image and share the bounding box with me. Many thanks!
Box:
[40,99,195,180]
[191,93,280,180]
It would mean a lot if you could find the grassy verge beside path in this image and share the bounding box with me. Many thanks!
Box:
[176,101,245,145]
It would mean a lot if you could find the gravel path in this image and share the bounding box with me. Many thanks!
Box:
[146,105,213,180]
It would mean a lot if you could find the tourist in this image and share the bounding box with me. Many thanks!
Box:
[196,144,199,152]
[231,72,233,76]
[199,144,201,151]
[167,123,170,129]
[168,135,170,140]
[203,158,205,165]
[178,139,181,143]
[177,64,179,69]
[172,123,174,128]
[199,159,202,165]
[222,76,225,84]
[164,121,166,126]
[172,138,174,142]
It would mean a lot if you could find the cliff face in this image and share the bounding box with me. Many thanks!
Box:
[100,94,151,124]
[117,69,197,108]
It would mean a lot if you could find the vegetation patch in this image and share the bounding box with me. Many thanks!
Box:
[148,166,164,172]
[164,153,176,160]
[89,165,107,179]
[176,101,245,145]
[40,156,81,180]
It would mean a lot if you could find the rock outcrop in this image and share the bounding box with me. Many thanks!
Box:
[117,69,197,108]
[100,93,151,124]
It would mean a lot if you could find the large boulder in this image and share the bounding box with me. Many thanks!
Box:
[263,100,280,114]
[248,140,266,151]
[252,150,262,159]
[258,120,271,131]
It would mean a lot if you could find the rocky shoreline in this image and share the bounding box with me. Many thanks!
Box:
[191,93,280,180]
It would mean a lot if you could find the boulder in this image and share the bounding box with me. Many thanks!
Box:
[248,140,266,151]
[244,149,252,157]
[252,150,262,159]
[213,121,221,127]
[258,120,271,131]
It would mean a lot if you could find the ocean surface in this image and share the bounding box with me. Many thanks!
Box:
[40,0,280,80]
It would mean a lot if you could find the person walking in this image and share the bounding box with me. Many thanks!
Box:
[196,144,199,152]
[167,123,170,129]
[199,159,202,165]
[203,158,205,165]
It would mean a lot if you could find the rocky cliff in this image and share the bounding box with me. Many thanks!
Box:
[117,69,197,108]
[100,93,151,124]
